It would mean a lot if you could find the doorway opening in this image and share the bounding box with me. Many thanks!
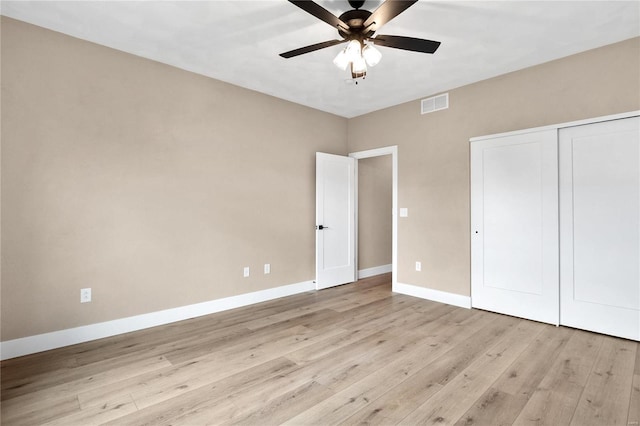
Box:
[350,146,398,288]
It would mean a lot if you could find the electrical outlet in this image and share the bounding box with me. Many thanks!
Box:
[80,288,92,303]
[264,263,271,274]
[415,261,422,272]
[243,267,250,278]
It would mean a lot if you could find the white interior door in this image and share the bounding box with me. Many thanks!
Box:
[316,152,356,290]
[559,117,640,341]
[471,129,559,325]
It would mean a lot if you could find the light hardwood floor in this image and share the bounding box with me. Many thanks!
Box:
[1,274,638,425]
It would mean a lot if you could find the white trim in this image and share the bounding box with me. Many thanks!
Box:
[470,111,640,143]
[350,146,397,159]
[0,280,315,361]
[353,158,359,279]
[349,146,398,289]
[394,282,471,309]
[358,264,392,279]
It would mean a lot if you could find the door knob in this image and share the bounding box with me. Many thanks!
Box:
[317,225,329,230]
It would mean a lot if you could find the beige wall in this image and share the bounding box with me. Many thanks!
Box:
[348,36,640,297]
[0,18,347,340]
[2,15,638,343]
[357,155,392,270]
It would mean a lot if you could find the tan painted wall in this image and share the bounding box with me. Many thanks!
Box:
[0,18,347,340]
[348,37,640,297]
[2,16,638,342]
[357,155,392,270]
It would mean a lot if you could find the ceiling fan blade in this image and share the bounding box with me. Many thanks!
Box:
[371,35,441,54]
[280,39,347,59]
[288,0,350,33]
[363,0,418,33]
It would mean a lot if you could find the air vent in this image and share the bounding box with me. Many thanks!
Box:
[421,93,449,115]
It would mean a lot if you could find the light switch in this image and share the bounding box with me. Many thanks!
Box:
[400,208,408,217]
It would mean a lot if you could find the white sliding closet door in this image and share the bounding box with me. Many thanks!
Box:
[559,117,640,341]
[471,130,559,325]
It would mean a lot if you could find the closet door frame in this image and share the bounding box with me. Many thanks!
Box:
[470,110,639,336]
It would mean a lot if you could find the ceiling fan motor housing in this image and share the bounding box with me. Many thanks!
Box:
[338,9,374,40]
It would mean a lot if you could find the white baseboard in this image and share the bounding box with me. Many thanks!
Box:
[0,280,315,361]
[358,264,392,279]
[393,282,471,309]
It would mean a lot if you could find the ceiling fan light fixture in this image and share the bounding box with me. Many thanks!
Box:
[351,55,367,79]
[344,39,362,62]
[362,43,382,67]
[333,49,350,70]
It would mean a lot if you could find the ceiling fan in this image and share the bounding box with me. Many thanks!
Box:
[280,0,441,81]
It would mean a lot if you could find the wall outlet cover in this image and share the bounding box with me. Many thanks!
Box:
[80,288,92,303]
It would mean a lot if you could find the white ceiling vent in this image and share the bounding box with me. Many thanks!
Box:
[421,93,449,115]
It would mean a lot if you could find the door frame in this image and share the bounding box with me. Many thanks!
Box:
[349,146,398,288]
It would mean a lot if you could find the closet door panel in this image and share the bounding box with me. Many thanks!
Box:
[483,141,543,294]
[471,129,559,325]
[560,117,640,341]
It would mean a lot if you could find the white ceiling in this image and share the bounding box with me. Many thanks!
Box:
[2,1,639,118]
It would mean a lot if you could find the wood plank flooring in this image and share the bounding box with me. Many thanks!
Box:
[1,273,638,425]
